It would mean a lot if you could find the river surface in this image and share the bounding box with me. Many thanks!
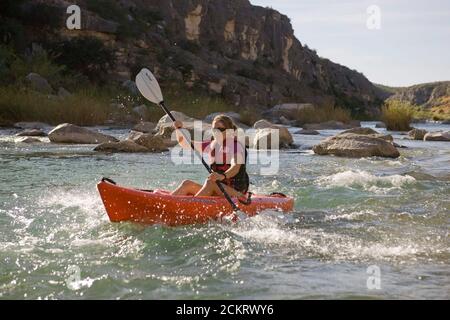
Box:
[0,122,449,299]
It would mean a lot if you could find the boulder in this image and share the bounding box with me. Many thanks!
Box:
[253,120,293,146]
[155,121,210,141]
[278,116,296,126]
[155,111,198,131]
[374,134,394,142]
[295,129,320,135]
[251,128,291,149]
[423,131,450,142]
[313,133,400,158]
[303,120,358,130]
[15,129,47,137]
[133,134,168,152]
[155,112,208,144]
[204,112,241,123]
[127,130,143,141]
[339,127,393,142]
[14,122,49,130]
[15,137,43,144]
[48,123,118,144]
[341,127,379,135]
[408,128,427,140]
[253,119,275,129]
[122,80,139,95]
[25,73,53,93]
[132,121,156,133]
[94,140,150,153]
[263,103,315,119]
[375,122,387,128]
[442,120,450,125]
[58,87,71,98]
[132,105,148,119]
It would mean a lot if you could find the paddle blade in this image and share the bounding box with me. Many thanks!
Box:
[135,68,163,104]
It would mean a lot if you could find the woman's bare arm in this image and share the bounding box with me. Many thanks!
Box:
[174,121,205,153]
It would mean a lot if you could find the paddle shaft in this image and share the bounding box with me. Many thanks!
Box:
[158,102,240,212]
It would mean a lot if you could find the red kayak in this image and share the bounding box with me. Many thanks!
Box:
[97,178,294,226]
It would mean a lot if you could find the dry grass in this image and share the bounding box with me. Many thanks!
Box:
[381,100,414,131]
[238,109,262,126]
[0,86,115,125]
[0,83,240,125]
[158,84,237,120]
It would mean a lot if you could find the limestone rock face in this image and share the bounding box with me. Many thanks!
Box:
[387,82,450,108]
[25,0,387,114]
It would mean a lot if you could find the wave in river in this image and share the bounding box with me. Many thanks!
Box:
[316,170,416,193]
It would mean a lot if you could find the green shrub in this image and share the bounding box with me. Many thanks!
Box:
[0,17,26,49]
[51,37,115,82]
[141,9,163,24]
[0,0,27,18]
[381,100,414,131]
[9,46,65,83]
[21,3,62,28]
[0,45,16,82]
[178,40,201,53]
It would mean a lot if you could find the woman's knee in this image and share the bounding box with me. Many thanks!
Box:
[181,179,194,187]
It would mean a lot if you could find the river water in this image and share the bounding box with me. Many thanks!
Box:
[0,122,449,299]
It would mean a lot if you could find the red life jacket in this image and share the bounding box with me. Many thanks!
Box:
[205,138,249,193]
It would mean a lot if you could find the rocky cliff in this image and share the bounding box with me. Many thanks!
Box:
[2,0,389,116]
[385,81,450,120]
[387,82,450,108]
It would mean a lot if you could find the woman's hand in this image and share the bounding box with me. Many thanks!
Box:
[173,120,183,129]
[208,172,226,182]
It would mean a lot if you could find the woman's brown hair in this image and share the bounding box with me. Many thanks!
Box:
[212,114,237,131]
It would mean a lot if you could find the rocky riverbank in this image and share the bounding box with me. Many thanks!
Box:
[7,114,450,160]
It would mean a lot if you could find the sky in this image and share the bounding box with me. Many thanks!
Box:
[250,0,450,87]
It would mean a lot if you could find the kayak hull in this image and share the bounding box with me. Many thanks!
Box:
[97,179,294,226]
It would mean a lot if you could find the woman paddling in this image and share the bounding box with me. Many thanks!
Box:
[171,114,249,198]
